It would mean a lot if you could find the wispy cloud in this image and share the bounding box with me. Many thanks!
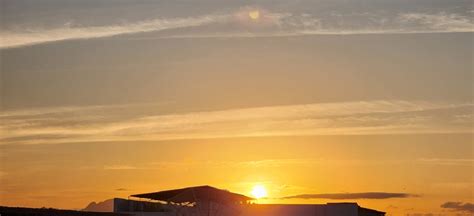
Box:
[441,202,474,213]
[0,14,227,49]
[73,158,419,172]
[417,158,474,166]
[282,192,418,200]
[135,12,474,39]
[398,13,474,33]
[431,182,474,190]
[1,9,472,49]
[0,100,472,145]
[103,165,137,170]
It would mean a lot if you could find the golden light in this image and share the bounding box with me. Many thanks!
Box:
[251,184,267,199]
[248,10,260,20]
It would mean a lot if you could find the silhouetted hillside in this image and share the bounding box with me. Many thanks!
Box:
[0,206,129,216]
[82,199,114,212]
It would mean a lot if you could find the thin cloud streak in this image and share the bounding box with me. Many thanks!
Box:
[169,12,474,39]
[1,10,472,49]
[103,165,138,170]
[0,100,472,145]
[282,192,418,200]
[0,15,227,49]
[417,158,474,166]
[398,13,474,32]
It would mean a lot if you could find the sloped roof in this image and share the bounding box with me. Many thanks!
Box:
[359,206,386,216]
[131,185,253,204]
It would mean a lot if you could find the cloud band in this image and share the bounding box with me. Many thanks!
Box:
[282,192,417,200]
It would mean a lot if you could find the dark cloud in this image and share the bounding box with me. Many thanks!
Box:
[441,202,474,213]
[406,214,441,216]
[115,188,128,191]
[283,192,417,200]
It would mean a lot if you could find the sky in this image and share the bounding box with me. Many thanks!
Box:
[0,0,473,216]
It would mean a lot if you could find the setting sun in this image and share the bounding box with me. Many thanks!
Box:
[251,185,268,199]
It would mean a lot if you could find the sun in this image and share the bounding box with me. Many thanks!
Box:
[251,185,267,199]
[248,10,260,20]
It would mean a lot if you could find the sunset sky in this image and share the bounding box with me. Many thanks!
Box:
[0,0,473,216]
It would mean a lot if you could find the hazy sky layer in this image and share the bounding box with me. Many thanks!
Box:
[0,0,473,216]
[2,33,473,110]
[1,135,473,216]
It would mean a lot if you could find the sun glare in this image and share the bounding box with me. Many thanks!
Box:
[251,185,267,199]
[249,10,260,20]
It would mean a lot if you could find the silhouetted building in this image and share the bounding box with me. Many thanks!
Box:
[113,185,385,216]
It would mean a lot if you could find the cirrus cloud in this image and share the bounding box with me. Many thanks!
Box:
[282,192,418,200]
[0,100,472,145]
[1,9,473,49]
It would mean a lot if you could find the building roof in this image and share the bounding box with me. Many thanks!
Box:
[131,185,253,204]
[359,206,386,215]
[325,203,385,216]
